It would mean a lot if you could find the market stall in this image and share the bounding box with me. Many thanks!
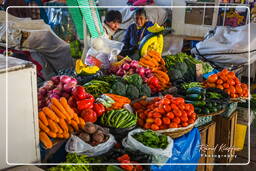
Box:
[1,1,256,171]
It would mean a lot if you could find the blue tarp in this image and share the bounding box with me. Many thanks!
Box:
[151,128,201,171]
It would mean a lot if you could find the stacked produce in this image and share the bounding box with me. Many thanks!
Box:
[100,109,137,129]
[133,95,196,130]
[184,87,228,115]
[78,122,109,146]
[102,94,131,111]
[39,97,85,149]
[38,75,77,109]
[83,80,111,97]
[68,86,106,123]
[110,74,151,99]
[205,69,248,98]
[139,51,170,90]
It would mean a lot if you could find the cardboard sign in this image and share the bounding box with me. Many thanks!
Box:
[196,63,203,82]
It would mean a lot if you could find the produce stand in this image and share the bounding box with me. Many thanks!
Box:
[1,1,255,171]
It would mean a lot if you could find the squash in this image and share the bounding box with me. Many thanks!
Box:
[139,33,164,57]
[75,59,99,75]
[147,23,164,33]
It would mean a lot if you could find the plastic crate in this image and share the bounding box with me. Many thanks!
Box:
[221,102,238,118]
[195,116,213,128]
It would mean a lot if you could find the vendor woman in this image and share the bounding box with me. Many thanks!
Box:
[120,8,154,59]
[103,10,122,40]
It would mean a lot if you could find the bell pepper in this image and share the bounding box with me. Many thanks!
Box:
[77,99,94,111]
[72,86,87,100]
[120,160,133,171]
[117,154,130,162]
[81,109,97,123]
[93,103,106,117]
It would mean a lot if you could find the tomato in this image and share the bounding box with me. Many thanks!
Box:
[188,104,194,111]
[188,119,195,124]
[223,83,230,89]
[133,102,143,110]
[171,104,179,110]
[220,75,228,81]
[152,112,161,118]
[176,97,185,104]
[186,110,193,116]
[207,82,216,88]
[159,125,166,130]
[190,113,197,120]
[147,112,153,118]
[81,109,97,123]
[229,86,236,94]
[227,72,236,79]
[163,104,172,112]
[144,123,151,129]
[163,117,171,125]
[222,69,229,74]
[228,79,235,86]
[234,77,240,84]
[146,118,154,123]
[173,109,182,117]
[241,83,248,89]
[179,104,186,110]
[169,122,178,128]
[161,98,171,105]
[156,108,166,114]
[173,117,181,124]
[182,122,189,127]
[208,74,218,83]
[139,113,146,120]
[154,118,162,126]
[216,84,224,90]
[185,104,190,111]
[137,119,144,127]
[153,97,161,102]
[236,85,243,94]
[164,94,173,99]
[166,112,175,119]
[216,79,224,85]
[180,116,188,122]
[230,93,238,98]
[151,124,159,131]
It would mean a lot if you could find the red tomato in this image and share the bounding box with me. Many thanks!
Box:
[163,104,172,112]
[154,118,162,126]
[161,98,171,105]
[179,104,186,110]
[144,123,151,129]
[228,79,235,86]
[169,122,178,128]
[180,116,188,122]
[171,104,179,110]
[81,109,97,123]
[173,109,182,117]
[137,119,144,127]
[182,122,189,127]
[188,104,194,111]
[152,112,161,118]
[164,94,173,99]
[190,113,197,120]
[186,110,193,116]
[176,97,185,104]
[173,117,181,124]
[185,104,191,111]
[146,118,154,123]
[139,113,146,120]
[188,119,195,124]
[151,124,159,131]
[163,117,171,125]
[208,74,218,83]
[166,112,175,119]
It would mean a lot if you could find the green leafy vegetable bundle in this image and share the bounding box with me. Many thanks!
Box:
[83,80,111,97]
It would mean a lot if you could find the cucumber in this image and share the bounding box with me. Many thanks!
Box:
[185,94,202,101]
[185,100,206,107]
[186,87,205,95]
[202,108,210,114]
[209,107,218,113]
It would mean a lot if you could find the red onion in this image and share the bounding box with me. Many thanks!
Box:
[60,75,72,84]
[116,69,125,76]
[51,76,60,84]
[136,67,145,76]
[56,83,63,90]
[38,87,47,96]
[52,88,62,95]
[146,73,154,78]
[145,68,152,75]
[62,92,70,99]
[130,60,139,68]
[63,82,76,93]
[43,80,54,90]
[49,94,60,99]
[122,63,130,71]
[70,78,78,85]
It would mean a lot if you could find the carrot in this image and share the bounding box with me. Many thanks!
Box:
[40,131,53,149]
[59,119,69,132]
[55,123,64,134]
[48,119,58,133]
[46,131,57,138]
[42,107,59,123]
[60,97,75,119]
[39,111,49,126]
[140,58,156,67]
[73,113,80,124]
[57,134,64,139]
[78,118,85,129]
[39,120,50,133]
[68,125,74,134]
[63,132,70,139]
[71,120,79,131]
[51,98,69,117]
[49,104,66,119]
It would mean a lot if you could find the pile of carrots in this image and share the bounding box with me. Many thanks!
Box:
[39,97,85,149]
[205,69,248,98]
[139,50,170,90]
[104,94,131,111]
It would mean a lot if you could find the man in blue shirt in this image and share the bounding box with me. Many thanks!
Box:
[121,8,153,59]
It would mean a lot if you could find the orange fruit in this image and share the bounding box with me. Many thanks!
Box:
[227,72,236,79]
[208,74,218,83]
[229,86,236,94]
[217,79,224,85]
[207,82,216,88]
[228,79,235,86]
[223,83,230,89]
[216,84,224,90]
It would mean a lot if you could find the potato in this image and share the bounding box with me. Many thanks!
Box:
[79,132,91,143]
[82,122,97,134]
[92,133,104,143]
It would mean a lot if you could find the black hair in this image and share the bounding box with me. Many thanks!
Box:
[134,8,147,18]
[105,10,122,23]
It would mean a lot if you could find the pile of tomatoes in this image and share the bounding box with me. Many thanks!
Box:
[132,95,197,131]
[205,69,248,98]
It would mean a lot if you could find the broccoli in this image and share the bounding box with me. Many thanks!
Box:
[139,84,151,97]
[111,81,127,96]
[126,84,140,99]
[123,74,143,87]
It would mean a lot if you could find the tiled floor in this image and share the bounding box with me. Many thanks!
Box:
[214,125,256,171]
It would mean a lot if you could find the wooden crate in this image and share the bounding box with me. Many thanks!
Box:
[213,111,238,163]
[197,121,216,171]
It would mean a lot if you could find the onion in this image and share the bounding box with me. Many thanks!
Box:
[52,88,62,95]
[38,94,43,101]
[70,78,78,85]
[122,63,130,71]
[60,75,72,84]
[110,66,119,73]
[146,73,154,78]
[51,76,60,84]
[49,94,60,99]
[63,82,76,93]
[136,67,145,76]
[62,92,70,99]
[38,87,47,96]
[56,83,63,90]
[43,80,54,90]
[145,68,151,75]
[130,60,139,68]
[116,69,125,76]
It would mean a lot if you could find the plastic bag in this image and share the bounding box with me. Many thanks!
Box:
[65,134,116,157]
[122,128,173,163]
[85,37,124,69]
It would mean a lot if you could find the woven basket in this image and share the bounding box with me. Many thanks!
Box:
[197,108,226,117]
[230,97,248,102]
[158,125,194,139]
